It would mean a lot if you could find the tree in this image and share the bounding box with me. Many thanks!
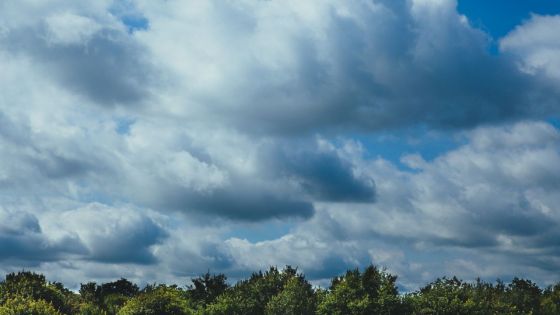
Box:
[100,279,139,298]
[505,278,541,314]
[79,282,101,305]
[0,297,61,315]
[205,266,299,315]
[316,265,403,315]
[79,279,139,314]
[541,282,560,315]
[186,272,228,308]
[265,276,316,315]
[0,272,69,314]
[406,277,518,315]
[76,302,107,315]
[117,285,192,315]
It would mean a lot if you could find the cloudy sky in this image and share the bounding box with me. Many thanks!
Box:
[1,0,560,290]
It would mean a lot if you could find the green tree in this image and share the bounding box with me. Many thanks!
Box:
[406,277,519,315]
[117,285,192,315]
[0,272,69,314]
[0,297,61,315]
[76,302,107,315]
[316,265,403,315]
[102,294,130,315]
[264,276,316,315]
[541,283,560,315]
[100,279,139,298]
[505,278,542,314]
[79,282,100,305]
[79,279,139,314]
[186,272,228,309]
[205,266,299,315]
[411,278,472,315]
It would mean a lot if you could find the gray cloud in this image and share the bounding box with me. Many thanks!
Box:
[0,210,86,265]
[265,142,375,202]
[1,13,156,107]
[57,204,168,265]
[135,0,559,134]
[103,127,371,220]
[212,121,560,288]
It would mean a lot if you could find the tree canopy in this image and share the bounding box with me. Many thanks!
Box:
[0,267,558,314]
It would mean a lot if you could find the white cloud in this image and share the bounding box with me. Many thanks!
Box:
[45,12,102,45]
[501,14,560,80]
[0,0,559,289]
[218,121,560,288]
[132,0,556,133]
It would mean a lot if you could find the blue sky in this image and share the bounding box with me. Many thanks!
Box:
[458,0,560,38]
[1,0,560,290]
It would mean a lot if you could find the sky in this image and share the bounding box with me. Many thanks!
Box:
[1,0,560,291]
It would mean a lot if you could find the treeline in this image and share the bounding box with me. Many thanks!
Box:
[0,266,559,314]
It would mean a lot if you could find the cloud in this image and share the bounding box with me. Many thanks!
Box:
[122,137,374,220]
[0,0,560,290]
[53,203,168,265]
[133,0,558,134]
[0,0,556,222]
[265,140,376,202]
[501,14,560,81]
[0,6,157,107]
[215,121,560,288]
[45,12,103,45]
[0,209,85,265]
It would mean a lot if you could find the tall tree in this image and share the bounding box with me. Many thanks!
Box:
[117,285,192,315]
[187,272,228,308]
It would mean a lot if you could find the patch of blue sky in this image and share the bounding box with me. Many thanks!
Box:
[351,126,466,171]
[114,117,135,135]
[457,0,560,55]
[458,0,560,39]
[547,116,560,130]
[109,1,149,33]
[121,15,149,33]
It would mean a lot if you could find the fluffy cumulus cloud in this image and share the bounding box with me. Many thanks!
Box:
[501,14,560,81]
[0,0,559,289]
[132,0,559,133]
[218,121,560,289]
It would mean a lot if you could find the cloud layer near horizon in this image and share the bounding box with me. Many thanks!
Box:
[0,0,559,289]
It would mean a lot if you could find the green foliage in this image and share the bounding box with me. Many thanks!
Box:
[541,283,560,315]
[505,277,542,314]
[406,277,516,315]
[0,272,73,314]
[78,278,139,314]
[101,279,139,298]
[117,285,192,315]
[264,276,316,315]
[316,265,404,315]
[186,272,228,309]
[78,283,99,305]
[205,266,304,315]
[0,297,61,315]
[102,294,129,315]
[76,302,107,315]
[0,267,559,315]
